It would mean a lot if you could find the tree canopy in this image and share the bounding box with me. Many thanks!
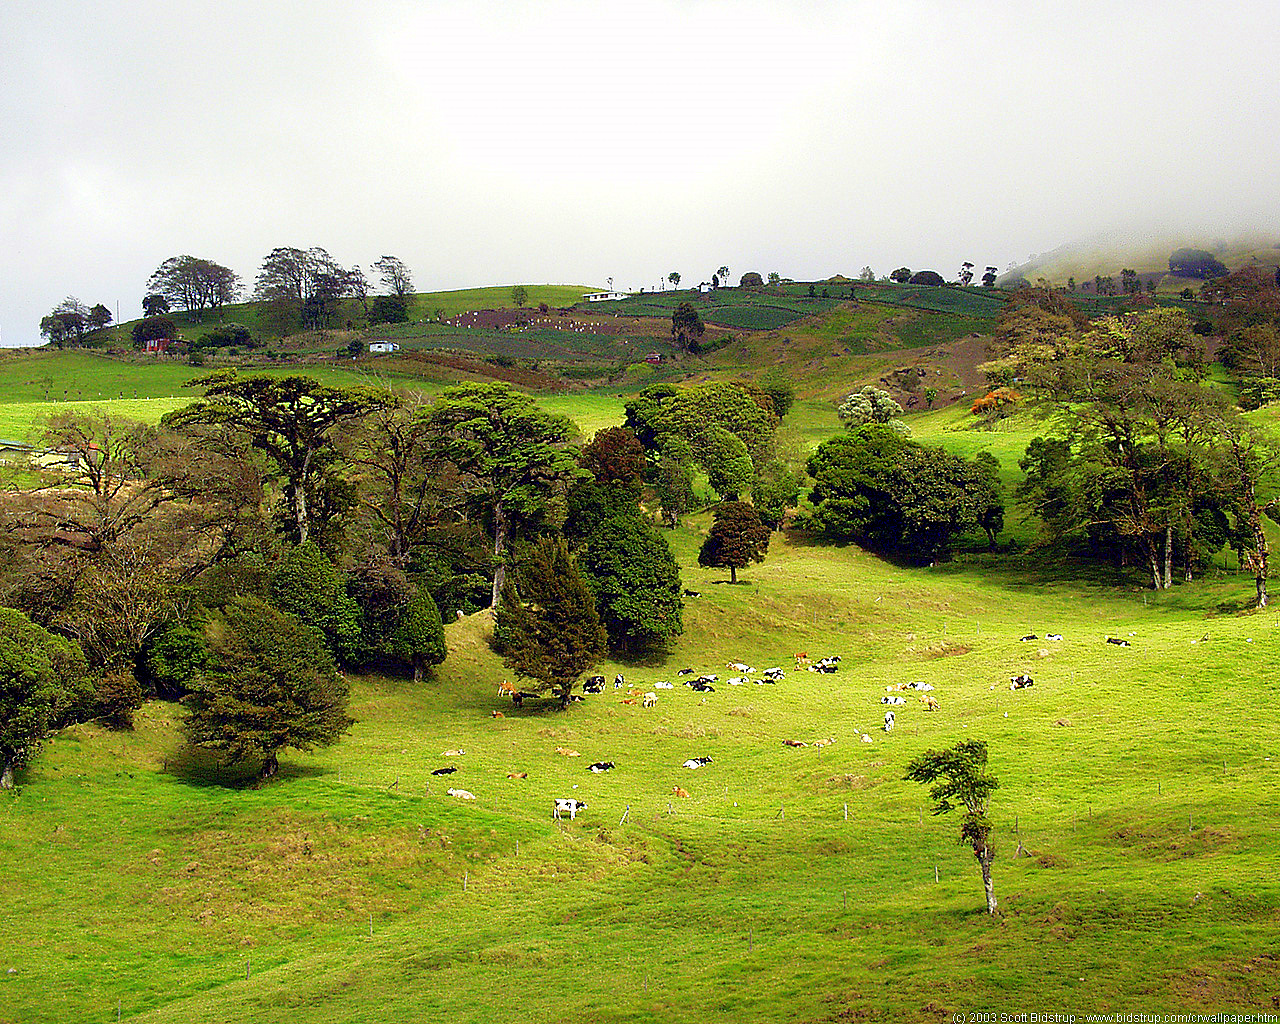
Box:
[579,516,683,654]
[698,501,770,584]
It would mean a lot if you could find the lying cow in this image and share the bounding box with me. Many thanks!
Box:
[881,695,907,705]
[1020,634,1038,642]
[587,761,615,773]
[1045,633,1064,641]
[682,756,713,769]
[676,668,695,676]
[553,798,586,820]
[1106,637,1131,647]
[1009,673,1034,690]
[727,676,747,686]
[447,788,476,800]
[920,694,940,711]
[763,667,785,681]
[654,681,674,689]
[431,766,458,776]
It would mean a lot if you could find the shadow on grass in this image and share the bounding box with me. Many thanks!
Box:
[163,742,327,789]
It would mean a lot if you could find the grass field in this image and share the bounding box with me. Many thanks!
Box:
[5,348,1280,1022]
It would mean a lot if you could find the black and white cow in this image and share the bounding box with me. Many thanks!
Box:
[587,761,615,773]
[682,756,713,769]
[553,798,587,820]
[583,675,607,694]
[883,710,895,732]
[1009,673,1034,690]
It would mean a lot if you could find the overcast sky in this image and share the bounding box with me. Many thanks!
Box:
[3,0,1278,348]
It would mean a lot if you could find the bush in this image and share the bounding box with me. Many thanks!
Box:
[95,670,145,730]
[909,270,946,286]
[368,295,409,325]
[131,315,178,348]
[197,323,251,350]
[739,272,764,288]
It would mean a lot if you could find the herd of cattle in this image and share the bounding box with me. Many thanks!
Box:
[441,633,1133,822]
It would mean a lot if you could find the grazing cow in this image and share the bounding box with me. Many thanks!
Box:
[554,747,581,757]
[905,681,934,691]
[614,673,626,689]
[677,668,695,676]
[654,681,674,689]
[683,589,701,598]
[643,692,657,707]
[810,661,838,674]
[682,756,713,769]
[920,695,940,711]
[727,676,747,686]
[506,771,528,779]
[883,711,895,732]
[1106,637,1131,647]
[497,679,519,699]
[588,761,615,773]
[673,786,690,798]
[1045,633,1063,641]
[1009,674,1034,690]
[447,788,476,800]
[880,696,906,705]
[1020,634,1038,642]
[431,766,457,776]
[583,675,607,694]
[688,680,715,692]
[553,798,586,820]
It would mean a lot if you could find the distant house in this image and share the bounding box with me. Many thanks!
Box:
[582,291,631,302]
[368,341,400,354]
[696,282,713,294]
[143,337,173,355]
[0,439,34,465]
[644,352,662,365]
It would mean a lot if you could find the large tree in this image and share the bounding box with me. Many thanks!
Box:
[184,595,352,780]
[147,256,242,321]
[698,501,770,584]
[0,607,92,788]
[494,537,606,708]
[904,739,1000,915]
[671,301,705,351]
[269,542,363,665]
[39,297,90,349]
[423,382,581,608]
[579,516,683,654]
[372,255,414,298]
[254,246,353,332]
[165,372,391,546]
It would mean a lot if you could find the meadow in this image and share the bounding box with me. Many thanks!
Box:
[4,359,1280,1022]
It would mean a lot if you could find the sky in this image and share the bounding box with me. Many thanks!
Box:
[3,0,1279,348]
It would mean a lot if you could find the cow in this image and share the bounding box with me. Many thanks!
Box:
[688,680,715,692]
[1106,637,1131,647]
[583,675,607,694]
[682,756,713,769]
[654,681,674,689]
[588,761,615,773]
[1020,634,1038,642]
[763,667,785,681]
[881,696,907,705]
[728,662,754,673]
[443,749,465,756]
[860,734,874,744]
[677,668,695,676]
[1045,633,1064,641]
[643,692,657,707]
[696,674,718,684]
[447,788,476,800]
[497,679,519,700]
[683,589,701,598]
[883,711,895,732]
[1009,674,1034,690]
[614,673,626,689]
[553,798,587,820]
[906,681,934,691]
[782,739,807,747]
[920,695,940,711]
[727,676,747,686]
[506,771,528,779]
[431,766,458,776]
[554,747,581,757]
[673,786,690,798]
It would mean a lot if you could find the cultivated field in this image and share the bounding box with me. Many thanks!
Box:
[3,370,1280,1022]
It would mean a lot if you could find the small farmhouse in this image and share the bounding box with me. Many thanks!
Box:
[369,342,400,354]
[582,291,631,302]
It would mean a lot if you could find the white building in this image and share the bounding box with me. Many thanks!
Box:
[582,291,631,302]
[368,341,400,354]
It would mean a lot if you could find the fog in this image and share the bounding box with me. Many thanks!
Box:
[3,0,1278,347]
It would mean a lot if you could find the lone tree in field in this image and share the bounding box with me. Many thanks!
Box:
[511,285,529,308]
[670,302,705,351]
[668,271,681,290]
[494,538,606,708]
[184,596,353,780]
[698,501,770,584]
[0,608,92,789]
[904,739,1000,914]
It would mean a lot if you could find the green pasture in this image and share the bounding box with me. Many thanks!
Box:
[5,519,1280,1021]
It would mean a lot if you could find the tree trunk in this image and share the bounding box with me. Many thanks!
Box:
[0,759,12,790]
[730,565,737,584]
[490,500,509,609]
[1163,523,1173,590]
[296,451,312,546]
[1146,546,1162,591]
[259,751,279,780]
[976,844,997,914]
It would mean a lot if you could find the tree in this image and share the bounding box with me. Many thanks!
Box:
[147,256,242,321]
[909,270,945,286]
[579,517,683,654]
[655,439,696,528]
[494,537,606,707]
[269,542,363,665]
[890,268,912,284]
[423,382,581,608]
[1121,268,1140,295]
[717,265,730,286]
[837,385,904,429]
[372,255,414,298]
[737,271,763,288]
[511,285,529,308]
[385,587,447,681]
[693,425,753,500]
[132,315,178,349]
[580,427,646,488]
[982,267,998,288]
[166,372,390,547]
[368,295,409,325]
[39,297,89,349]
[671,301,705,351]
[142,293,170,317]
[858,266,875,283]
[959,262,975,287]
[904,739,1000,914]
[751,458,801,530]
[0,607,92,788]
[87,304,112,332]
[254,246,352,332]
[626,381,779,465]
[184,595,352,780]
[668,271,681,290]
[698,501,769,584]
[766,272,781,287]
[1169,248,1229,280]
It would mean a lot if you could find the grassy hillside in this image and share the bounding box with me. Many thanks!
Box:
[4,519,1279,1022]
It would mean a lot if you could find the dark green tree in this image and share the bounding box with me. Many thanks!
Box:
[904,739,1000,914]
[494,538,606,707]
[740,271,764,288]
[580,517,683,655]
[269,542,363,666]
[698,501,770,584]
[511,285,529,308]
[386,588,447,681]
[655,438,696,528]
[909,270,945,286]
[889,268,912,283]
[184,595,352,780]
[0,607,92,788]
[671,301,705,351]
[143,624,211,699]
[368,295,409,324]
[1169,248,1229,280]
[694,425,753,501]
[751,458,801,530]
[132,315,178,349]
[142,293,170,317]
[165,372,391,546]
[424,382,582,608]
